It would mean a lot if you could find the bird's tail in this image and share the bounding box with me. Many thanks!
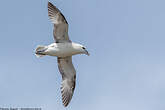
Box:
[35,45,47,58]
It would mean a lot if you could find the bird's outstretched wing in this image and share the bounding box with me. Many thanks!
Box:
[48,2,70,43]
[57,57,76,107]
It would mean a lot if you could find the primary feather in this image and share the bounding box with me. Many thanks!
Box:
[48,2,70,43]
[58,57,76,107]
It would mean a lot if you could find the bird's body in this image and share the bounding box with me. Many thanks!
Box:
[35,2,89,107]
[36,42,86,57]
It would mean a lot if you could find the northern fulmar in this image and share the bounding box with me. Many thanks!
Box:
[35,2,89,107]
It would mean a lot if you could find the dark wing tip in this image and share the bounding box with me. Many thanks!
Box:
[60,79,75,107]
[48,1,68,24]
[48,1,53,7]
[48,1,55,10]
[61,90,72,107]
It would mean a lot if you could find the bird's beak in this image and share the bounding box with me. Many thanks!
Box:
[85,49,90,56]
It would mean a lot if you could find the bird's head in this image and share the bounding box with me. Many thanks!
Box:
[73,43,90,56]
[81,46,90,56]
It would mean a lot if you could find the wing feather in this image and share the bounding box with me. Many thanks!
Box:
[58,57,76,107]
[48,2,70,43]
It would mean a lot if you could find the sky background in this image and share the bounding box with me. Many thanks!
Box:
[0,0,165,110]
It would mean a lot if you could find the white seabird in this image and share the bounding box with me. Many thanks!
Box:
[35,2,89,107]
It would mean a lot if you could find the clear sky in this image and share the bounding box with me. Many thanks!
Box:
[0,0,165,110]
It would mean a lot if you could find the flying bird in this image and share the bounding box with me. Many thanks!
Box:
[35,2,89,107]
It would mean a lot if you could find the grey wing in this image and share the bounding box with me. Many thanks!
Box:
[48,2,70,43]
[57,57,76,107]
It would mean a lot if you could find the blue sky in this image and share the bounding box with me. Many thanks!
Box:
[0,0,165,110]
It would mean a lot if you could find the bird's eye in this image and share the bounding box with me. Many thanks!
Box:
[82,47,86,49]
